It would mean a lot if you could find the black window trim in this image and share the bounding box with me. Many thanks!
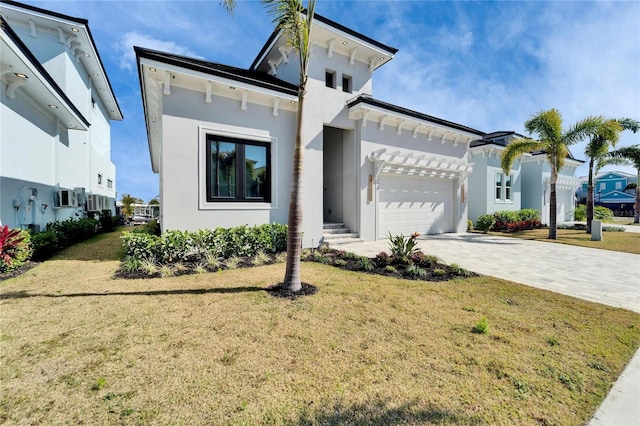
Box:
[206,134,271,203]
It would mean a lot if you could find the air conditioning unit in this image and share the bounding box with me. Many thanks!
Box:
[58,189,77,208]
[74,187,86,207]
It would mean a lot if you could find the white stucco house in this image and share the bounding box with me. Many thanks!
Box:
[136,13,485,246]
[0,0,122,231]
[468,131,583,225]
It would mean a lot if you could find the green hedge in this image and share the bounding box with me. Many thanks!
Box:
[121,223,288,263]
[31,217,99,261]
[572,204,613,221]
[476,209,543,233]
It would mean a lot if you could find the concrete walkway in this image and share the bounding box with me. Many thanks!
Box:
[336,232,640,426]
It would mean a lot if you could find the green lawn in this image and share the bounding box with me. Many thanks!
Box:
[489,228,640,254]
[1,230,639,425]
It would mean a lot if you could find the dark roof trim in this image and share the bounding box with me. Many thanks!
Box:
[136,46,299,97]
[1,16,89,127]
[250,11,398,70]
[348,96,485,136]
[530,150,584,163]
[1,0,123,119]
[314,13,398,54]
[1,0,87,24]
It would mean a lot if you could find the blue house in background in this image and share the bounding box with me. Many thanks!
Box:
[576,171,637,216]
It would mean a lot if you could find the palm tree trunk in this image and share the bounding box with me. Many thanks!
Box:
[548,172,558,240]
[283,90,305,292]
[586,159,594,233]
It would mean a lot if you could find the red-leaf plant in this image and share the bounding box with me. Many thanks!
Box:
[0,225,27,267]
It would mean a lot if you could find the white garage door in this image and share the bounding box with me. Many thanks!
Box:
[378,175,453,239]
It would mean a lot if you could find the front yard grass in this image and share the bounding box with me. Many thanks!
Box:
[1,230,639,425]
[490,228,640,254]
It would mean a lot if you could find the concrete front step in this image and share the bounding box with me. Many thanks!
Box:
[323,227,351,234]
[323,222,346,230]
[323,237,365,247]
[322,232,359,240]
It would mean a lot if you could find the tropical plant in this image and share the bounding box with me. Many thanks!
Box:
[387,232,421,262]
[0,226,31,273]
[604,145,640,223]
[476,215,495,233]
[583,118,639,233]
[501,109,599,239]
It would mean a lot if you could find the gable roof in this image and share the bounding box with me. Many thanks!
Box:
[251,12,398,74]
[0,0,123,120]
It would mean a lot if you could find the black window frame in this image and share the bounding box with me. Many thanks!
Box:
[206,135,271,203]
[325,69,336,88]
[342,74,352,93]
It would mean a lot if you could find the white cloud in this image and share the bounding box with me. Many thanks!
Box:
[114,31,204,70]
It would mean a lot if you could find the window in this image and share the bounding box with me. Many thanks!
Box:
[495,173,503,200]
[600,182,606,191]
[505,174,512,201]
[342,74,352,93]
[325,70,336,88]
[206,135,270,202]
[97,173,103,185]
[107,179,113,189]
[495,172,513,201]
[615,181,622,190]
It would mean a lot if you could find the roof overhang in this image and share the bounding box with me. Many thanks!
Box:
[137,48,299,173]
[348,97,484,146]
[251,12,397,75]
[367,148,473,181]
[0,0,122,120]
[543,176,583,191]
[1,17,88,130]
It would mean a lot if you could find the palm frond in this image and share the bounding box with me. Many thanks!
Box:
[500,138,544,174]
[564,115,604,146]
[220,0,236,13]
[606,145,640,169]
[525,109,562,142]
[617,118,640,133]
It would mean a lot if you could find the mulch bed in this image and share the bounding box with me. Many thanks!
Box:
[0,261,40,282]
[266,282,318,300]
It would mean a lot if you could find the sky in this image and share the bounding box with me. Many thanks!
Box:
[25,0,640,203]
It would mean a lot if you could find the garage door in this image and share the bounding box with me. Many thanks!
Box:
[378,175,453,239]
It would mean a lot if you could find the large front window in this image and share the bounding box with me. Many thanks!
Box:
[206,135,270,202]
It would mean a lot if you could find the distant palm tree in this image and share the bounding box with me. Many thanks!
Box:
[223,0,315,291]
[501,109,599,239]
[605,145,640,223]
[584,118,639,232]
[121,193,142,219]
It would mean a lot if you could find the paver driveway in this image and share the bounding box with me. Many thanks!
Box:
[337,232,640,314]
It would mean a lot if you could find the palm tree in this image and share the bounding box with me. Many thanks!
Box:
[501,109,599,239]
[605,145,640,223]
[584,118,639,232]
[120,193,142,219]
[223,0,315,292]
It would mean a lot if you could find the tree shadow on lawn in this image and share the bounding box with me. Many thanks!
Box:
[0,286,266,300]
[298,399,483,426]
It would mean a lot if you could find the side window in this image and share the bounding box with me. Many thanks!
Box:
[342,74,352,93]
[325,69,336,89]
[97,173,103,185]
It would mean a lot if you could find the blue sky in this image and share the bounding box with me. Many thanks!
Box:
[28,0,640,202]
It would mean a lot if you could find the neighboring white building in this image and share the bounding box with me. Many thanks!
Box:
[0,0,122,231]
[468,131,583,225]
[136,13,484,246]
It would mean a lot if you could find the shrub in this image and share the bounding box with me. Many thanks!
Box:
[30,217,100,262]
[0,226,32,273]
[388,232,421,262]
[374,251,391,267]
[518,209,540,221]
[573,204,614,221]
[121,223,288,264]
[476,215,495,233]
[467,220,474,232]
[97,210,117,232]
[132,219,161,236]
